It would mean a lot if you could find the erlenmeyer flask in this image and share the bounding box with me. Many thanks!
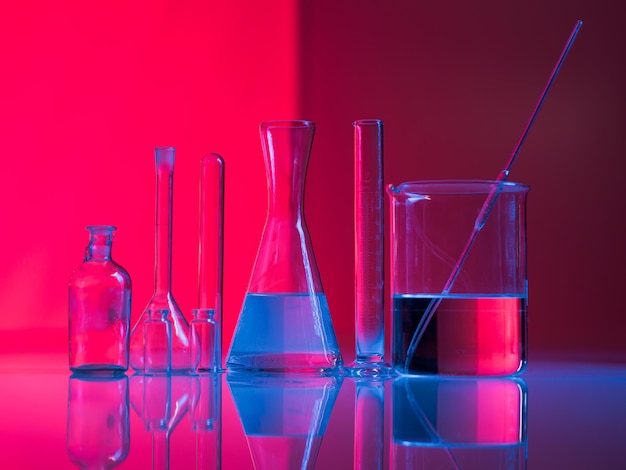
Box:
[130,147,191,373]
[226,120,342,373]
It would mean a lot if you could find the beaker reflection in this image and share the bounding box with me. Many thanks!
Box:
[392,377,527,470]
[227,373,342,470]
[190,374,222,469]
[66,374,130,469]
[130,374,192,470]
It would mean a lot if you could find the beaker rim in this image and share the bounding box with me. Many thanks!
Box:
[86,225,116,232]
[260,120,315,129]
[393,179,530,195]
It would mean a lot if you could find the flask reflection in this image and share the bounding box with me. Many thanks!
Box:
[227,373,342,469]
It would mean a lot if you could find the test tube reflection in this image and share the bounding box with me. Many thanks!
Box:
[190,374,222,469]
[66,374,130,469]
[227,373,342,470]
[392,377,527,470]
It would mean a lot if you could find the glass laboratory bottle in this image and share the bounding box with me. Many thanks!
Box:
[226,120,342,373]
[130,147,191,373]
[68,225,131,373]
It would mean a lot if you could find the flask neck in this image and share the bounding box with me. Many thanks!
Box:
[85,226,115,260]
[154,147,175,295]
[261,121,313,220]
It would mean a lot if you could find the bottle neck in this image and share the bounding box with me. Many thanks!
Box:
[86,227,114,260]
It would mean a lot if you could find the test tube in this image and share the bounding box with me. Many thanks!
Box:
[195,153,224,372]
[143,309,172,374]
[350,119,393,376]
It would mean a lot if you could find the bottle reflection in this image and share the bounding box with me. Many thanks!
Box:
[227,373,342,470]
[66,374,130,469]
[130,374,192,470]
[353,379,385,470]
[190,373,222,469]
[392,377,527,470]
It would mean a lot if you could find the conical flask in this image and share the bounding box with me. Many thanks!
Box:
[226,120,342,373]
[130,147,191,373]
[227,373,342,470]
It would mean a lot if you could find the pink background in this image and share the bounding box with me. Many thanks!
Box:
[0,1,624,361]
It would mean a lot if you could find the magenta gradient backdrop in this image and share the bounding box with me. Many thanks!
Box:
[1,1,625,361]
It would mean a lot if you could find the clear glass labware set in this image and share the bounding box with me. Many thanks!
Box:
[68,119,529,378]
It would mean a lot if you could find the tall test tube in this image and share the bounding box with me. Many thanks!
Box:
[347,120,394,377]
[193,153,224,372]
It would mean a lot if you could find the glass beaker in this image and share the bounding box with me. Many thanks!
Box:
[130,147,191,373]
[226,120,342,373]
[392,377,527,469]
[68,225,131,373]
[387,180,529,376]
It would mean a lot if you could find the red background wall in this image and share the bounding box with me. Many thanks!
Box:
[1,0,624,361]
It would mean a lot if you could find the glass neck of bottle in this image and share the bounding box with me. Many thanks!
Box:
[87,231,113,260]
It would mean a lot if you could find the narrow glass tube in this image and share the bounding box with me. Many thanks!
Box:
[143,309,172,374]
[349,119,393,376]
[197,153,224,371]
[190,308,218,373]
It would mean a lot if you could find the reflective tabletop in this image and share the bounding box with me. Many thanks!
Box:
[0,354,624,469]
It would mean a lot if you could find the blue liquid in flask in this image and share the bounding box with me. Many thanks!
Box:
[227,293,342,373]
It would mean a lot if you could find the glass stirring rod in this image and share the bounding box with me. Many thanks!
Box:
[403,20,583,373]
[349,119,394,377]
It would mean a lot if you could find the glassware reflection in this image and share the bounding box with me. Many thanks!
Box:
[227,373,342,469]
[130,374,192,470]
[392,377,527,469]
[190,374,222,469]
[66,374,130,469]
[352,378,385,470]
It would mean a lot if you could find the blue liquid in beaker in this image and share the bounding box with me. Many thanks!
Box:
[227,293,342,373]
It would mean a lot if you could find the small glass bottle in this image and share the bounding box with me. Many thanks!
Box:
[190,308,219,373]
[143,309,172,375]
[68,225,132,373]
